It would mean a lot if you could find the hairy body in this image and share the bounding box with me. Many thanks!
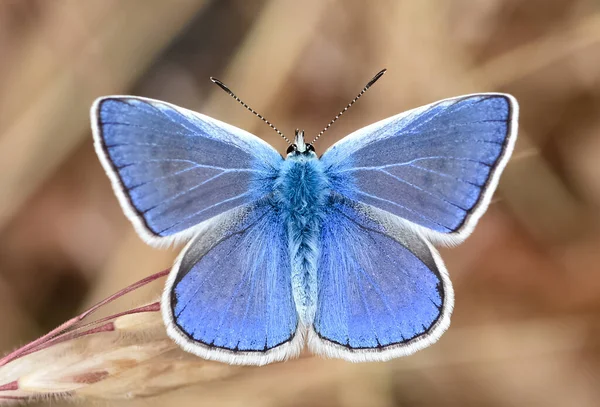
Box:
[275,152,329,324]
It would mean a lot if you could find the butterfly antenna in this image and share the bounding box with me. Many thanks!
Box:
[210,77,291,144]
[311,68,387,145]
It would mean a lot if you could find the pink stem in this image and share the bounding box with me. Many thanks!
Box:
[22,302,160,356]
[75,302,161,330]
[20,322,116,358]
[0,381,17,391]
[0,269,169,367]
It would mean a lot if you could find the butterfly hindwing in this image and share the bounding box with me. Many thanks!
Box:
[92,96,282,245]
[162,201,302,365]
[321,93,518,244]
[308,196,453,361]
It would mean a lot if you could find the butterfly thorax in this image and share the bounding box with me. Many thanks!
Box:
[275,150,329,324]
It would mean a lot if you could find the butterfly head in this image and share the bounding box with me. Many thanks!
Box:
[286,129,315,156]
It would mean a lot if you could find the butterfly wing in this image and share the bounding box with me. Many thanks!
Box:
[162,201,302,365]
[309,196,452,361]
[91,96,282,246]
[320,93,518,244]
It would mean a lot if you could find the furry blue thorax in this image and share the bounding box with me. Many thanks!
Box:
[274,151,329,324]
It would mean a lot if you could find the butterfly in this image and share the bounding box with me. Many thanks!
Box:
[91,69,518,365]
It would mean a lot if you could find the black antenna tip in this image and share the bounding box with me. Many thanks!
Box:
[366,69,387,88]
[210,77,234,95]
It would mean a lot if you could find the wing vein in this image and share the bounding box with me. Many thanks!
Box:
[335,156,493,174]
[363,168,470,211]
[175,244,237,319]
[158,191,253,235]
[354,191,452,231]
[128,165,204,190]
[101,123,191,138]
[401,97,476,134]
[141,171,230,213]
[408,163,483,187]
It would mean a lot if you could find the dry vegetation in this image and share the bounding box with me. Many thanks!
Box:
[1,0,600,405]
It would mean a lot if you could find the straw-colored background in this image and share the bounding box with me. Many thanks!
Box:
[2,0,600,405]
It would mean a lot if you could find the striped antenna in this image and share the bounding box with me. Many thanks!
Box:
[210,77,291,144]
[311,69,386,145]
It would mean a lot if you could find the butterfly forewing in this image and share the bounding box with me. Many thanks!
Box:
[320,93,518,245]
[92,96,282,246]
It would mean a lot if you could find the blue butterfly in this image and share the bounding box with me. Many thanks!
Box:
[91,70,518,365]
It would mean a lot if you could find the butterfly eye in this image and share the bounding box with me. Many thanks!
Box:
[286,144,297,154]
[306,144,315,153]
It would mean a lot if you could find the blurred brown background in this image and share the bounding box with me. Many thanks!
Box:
[2,0,600,405]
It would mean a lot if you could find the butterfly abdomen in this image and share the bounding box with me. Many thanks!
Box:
[275,153,329,324]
